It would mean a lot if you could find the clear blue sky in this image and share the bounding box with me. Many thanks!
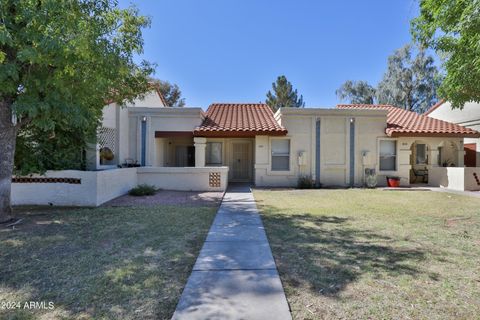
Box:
[119,0,420,109]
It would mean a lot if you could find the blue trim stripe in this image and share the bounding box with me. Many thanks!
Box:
[141,120,147,166]
[349,119,355,186]
[316,119,321,187]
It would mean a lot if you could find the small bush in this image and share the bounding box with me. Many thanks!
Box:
[129,184,156,196]
[297,175,315,189]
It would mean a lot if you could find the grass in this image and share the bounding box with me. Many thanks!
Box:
[0,204,217,320]
[253,189,480,320]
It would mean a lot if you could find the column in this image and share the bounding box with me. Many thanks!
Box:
[194,137,207,167]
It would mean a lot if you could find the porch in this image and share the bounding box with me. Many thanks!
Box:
[153,132,255,183]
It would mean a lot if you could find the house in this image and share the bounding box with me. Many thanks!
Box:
[425,101,480,167]
[12,98,480,207]
[102,99,479,188]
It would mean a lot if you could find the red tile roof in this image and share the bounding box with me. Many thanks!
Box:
[337,104,480,138]
[194,103,288,137]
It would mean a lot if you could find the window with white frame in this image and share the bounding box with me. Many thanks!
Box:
[206,142,222,165]
[416,144,427,164]
[271,139,290,171]
[379,140,397,171]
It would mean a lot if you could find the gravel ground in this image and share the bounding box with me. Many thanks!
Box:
[103,190,224,207]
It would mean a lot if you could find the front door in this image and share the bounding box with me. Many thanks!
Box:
[465,143,477,167]
[232,142,251,181]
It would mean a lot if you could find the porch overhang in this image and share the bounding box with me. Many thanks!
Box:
[193,129,288,138]
[388,132,480,138]
[155,131,194,138]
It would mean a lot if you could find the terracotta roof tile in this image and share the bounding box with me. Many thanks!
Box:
[337,104,480,138]
[194,103,287,137]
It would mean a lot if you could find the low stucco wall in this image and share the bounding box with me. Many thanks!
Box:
[137,166,229,192]
[429,167,480,191]
[12,168,138,207]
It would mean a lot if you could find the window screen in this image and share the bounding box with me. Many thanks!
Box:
[379,140,396,171]
[272,140,290,171]
[206,142,222,165]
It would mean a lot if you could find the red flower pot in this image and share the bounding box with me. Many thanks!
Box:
[386,176,400,187]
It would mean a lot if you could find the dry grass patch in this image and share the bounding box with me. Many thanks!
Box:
[0,204,217,320]
[253,189,480,320]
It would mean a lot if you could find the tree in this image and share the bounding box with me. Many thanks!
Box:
[266,75,305,112]
[154,79,185,107]
[336,80,376,104]
[336,45,440,113]
[0,0,154,221]
[376,45,440,113]
[411,0,480,108]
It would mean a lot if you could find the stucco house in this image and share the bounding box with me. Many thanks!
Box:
[425,101,480,167]
[12,94,480,207]
[96,95,480,189]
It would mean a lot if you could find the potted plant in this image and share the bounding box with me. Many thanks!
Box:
[100,147,114,162]
[386,176,401,187]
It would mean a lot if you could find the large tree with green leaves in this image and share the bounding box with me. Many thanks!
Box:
[376,45,440,113]
[0,0,153,221]
[336,45,440,113]
[411,0,480,108]
[266,75,305,112]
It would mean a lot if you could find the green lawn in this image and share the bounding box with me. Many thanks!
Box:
[0,205,217,320]
[253,189,480,320]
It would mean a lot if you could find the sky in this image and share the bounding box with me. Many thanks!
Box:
[118,0,421,109]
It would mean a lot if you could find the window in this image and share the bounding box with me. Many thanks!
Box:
[271,139,290,171]
[206,142,222,165]
[416,144,427,164]
[379,140,396,171]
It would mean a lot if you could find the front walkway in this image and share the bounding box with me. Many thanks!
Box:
[172,184,291,320]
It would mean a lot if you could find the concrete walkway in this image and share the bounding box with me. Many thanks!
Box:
[172,184,291,320]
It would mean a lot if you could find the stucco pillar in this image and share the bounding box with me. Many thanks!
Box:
[458,149,465,167]
[398,140,412,186]
[194,137,207,167]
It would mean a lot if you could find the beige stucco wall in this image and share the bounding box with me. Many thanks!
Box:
[255,108,389,187]
[137,166,229,191]
[12,168,138,207]
[128,107,203,166]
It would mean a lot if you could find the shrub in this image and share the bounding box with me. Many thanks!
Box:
[297,175,315,189]
[129,184,156,196]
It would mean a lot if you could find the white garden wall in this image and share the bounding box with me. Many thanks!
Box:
[12,166,229,207]
[137,167,229,192]
[12,168,138,207]
[429,167,480,191]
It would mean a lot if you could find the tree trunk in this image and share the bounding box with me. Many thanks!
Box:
[0,100,17,222]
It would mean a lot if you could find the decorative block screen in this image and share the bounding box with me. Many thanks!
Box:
[12,177,81,184]
[209,172,221,188]
[98,127,116,154]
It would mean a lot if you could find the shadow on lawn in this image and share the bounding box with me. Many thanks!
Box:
[0,206,215,319]
[258,205,427,296]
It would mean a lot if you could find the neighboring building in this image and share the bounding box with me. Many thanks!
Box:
[102,99,479,188]
[425,101,480,167]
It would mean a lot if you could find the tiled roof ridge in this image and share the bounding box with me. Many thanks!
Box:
[336,104,480,137]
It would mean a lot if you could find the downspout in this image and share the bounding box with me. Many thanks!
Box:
[141,116,147,166]
[315,119,321,187]
[349,118,355,187]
